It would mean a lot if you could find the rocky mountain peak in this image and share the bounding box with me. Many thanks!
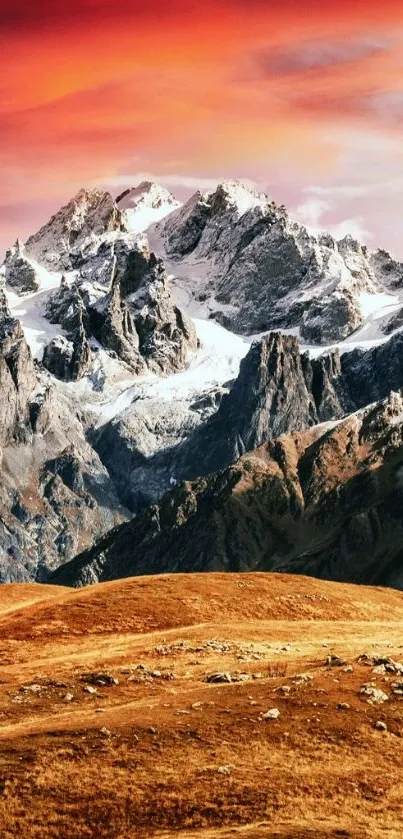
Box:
[24,188,124,271]
[206,180,270,217]
[116,180,178,211]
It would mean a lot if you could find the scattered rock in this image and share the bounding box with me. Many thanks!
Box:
[20,684,42,694]
[391,681,403,696]
[358,655,403,675]
[360,685,389,705]
[82,673,119,687]
[63,693,74,702]
[217,765,233,775]
[374,721,388,731]
[293,673,314,684]
[326,655,347,667]
[83,685,98,695]
[262,708,280,720]
[99,727,111,737]
[337,702,351,710]
[205,672,232,684]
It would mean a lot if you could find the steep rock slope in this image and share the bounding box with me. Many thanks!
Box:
[49,390,403,588]
[0,290,127,581]
[0,290,37,447]
[159,182,403,342]
[92,328,403,512]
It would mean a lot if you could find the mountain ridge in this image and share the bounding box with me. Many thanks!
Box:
[2,177,403,585]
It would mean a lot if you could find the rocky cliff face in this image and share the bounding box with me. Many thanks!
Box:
[0,376,128,582]
[48,389,403,589]
[0,291,37,446]
[159,183,403,342]
[0,288,128,581]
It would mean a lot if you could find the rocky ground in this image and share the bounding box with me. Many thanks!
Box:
[1,573,403,838]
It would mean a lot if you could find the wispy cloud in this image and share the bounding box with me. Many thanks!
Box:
[293,195,371,242]
[246,34,395,78]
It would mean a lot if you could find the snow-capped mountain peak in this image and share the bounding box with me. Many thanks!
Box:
[204,180,270,216]
[116,181,181,233]
[24,188,123,271]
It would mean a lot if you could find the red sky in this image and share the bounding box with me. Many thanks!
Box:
[2,0,403,255]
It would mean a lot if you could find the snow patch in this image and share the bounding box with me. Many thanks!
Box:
[358,291,400,319]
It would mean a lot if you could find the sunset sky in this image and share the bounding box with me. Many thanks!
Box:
[2,0,403,255]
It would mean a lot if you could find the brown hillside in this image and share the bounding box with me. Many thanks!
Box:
[1,573,403,838]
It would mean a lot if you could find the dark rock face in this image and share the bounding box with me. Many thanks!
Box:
[340,331,403,408]
[42,334,91,382]
[1,240,41,294]
[163,191,212,256]
[300,292,362,344]
[48,390,403,589]
[43,278,92,380]
[183,333,318,477]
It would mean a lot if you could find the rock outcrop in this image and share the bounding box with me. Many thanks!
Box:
[1,240,41,293]
[43,244,197,380]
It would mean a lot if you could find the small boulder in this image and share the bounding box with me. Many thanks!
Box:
[262,708,280,720]
[205,672,232,684]
[360,685,389,705]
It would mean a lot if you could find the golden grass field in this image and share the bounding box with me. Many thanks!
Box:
[1,572,403,838]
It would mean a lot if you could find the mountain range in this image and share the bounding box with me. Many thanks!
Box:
[2,178,403,586]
